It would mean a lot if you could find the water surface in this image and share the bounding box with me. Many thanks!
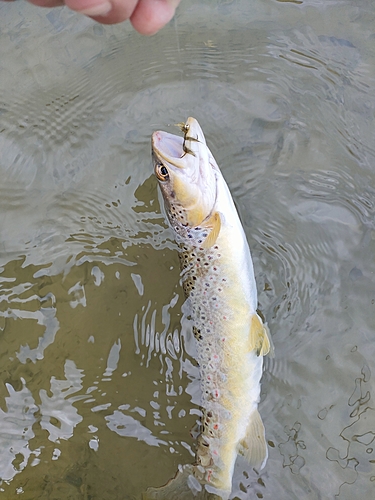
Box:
[0,1,375,498]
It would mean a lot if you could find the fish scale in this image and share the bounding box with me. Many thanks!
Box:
[146,117,272,500]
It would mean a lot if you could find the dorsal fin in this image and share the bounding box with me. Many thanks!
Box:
[249,313,274,357]
[201,212,221,249]
[238,409,268,470]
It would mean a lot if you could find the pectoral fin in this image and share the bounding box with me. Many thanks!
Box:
[201,212,221,249]
[249,313,274,357]
[238,409,268,470]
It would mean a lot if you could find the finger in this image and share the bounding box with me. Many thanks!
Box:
[22,0,64,7]
[64,0,138,24]
[130,0,180,35]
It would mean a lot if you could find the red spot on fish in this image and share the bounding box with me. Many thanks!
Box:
[213,423,219,430]
[207,469,213,482]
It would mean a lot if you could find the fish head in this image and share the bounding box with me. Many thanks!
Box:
[152,117,217,229]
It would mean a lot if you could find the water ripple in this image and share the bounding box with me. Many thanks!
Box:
[1,2,375,499]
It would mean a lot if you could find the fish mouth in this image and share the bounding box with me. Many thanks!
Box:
[152,117,206,170]
[152,130,186,169]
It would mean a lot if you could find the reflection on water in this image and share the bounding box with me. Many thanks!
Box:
[1,0,375,498]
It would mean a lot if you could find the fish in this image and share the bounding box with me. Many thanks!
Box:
[145,117,272,500]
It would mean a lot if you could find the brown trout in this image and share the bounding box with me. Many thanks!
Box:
[146,117,272,499]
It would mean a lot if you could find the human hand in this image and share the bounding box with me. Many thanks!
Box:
[6,0,181,34]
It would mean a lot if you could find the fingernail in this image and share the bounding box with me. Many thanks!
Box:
[78,1,112,17]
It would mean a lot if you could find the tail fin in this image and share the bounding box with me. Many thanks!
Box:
[143,465,224,500]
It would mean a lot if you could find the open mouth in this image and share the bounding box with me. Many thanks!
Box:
[152,131,184,161]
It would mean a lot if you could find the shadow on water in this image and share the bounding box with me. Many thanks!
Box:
[1,1,375,499]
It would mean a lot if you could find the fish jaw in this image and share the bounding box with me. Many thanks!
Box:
[152,117,208,166]
[151,130,186,170]
[151,118,217,229]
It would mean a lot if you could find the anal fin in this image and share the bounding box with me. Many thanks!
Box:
[238,409,268,470]
[249,313,274,357]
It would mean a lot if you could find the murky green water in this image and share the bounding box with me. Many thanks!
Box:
[1,1,375,498]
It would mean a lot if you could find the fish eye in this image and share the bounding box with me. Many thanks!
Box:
[155,163,169,181]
